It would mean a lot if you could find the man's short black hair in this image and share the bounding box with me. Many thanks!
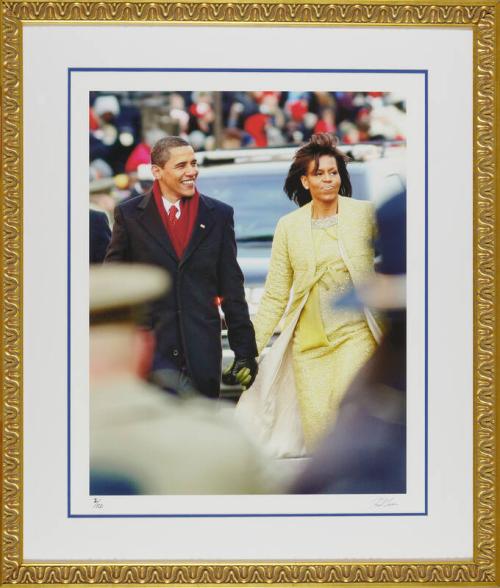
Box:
[151,136,191,168]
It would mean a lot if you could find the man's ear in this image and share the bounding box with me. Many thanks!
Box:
[151,164,161,180]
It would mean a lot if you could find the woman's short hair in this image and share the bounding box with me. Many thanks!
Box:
[151,136,191,168]
[284,133,352,207]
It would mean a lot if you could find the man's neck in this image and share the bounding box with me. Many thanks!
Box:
[162,193,181,204]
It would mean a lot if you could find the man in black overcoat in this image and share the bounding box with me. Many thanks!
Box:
[105,136,258,398]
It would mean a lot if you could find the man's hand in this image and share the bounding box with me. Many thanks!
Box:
[222,357,258,389]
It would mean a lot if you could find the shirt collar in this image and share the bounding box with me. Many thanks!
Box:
[162,198,181,212]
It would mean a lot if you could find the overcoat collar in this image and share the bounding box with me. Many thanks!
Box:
[136,192,215,265]
[137,192,177,261]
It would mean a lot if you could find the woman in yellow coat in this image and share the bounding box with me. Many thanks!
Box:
[236,133,382,457]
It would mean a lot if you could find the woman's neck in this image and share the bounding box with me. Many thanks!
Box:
[311,198,339,219]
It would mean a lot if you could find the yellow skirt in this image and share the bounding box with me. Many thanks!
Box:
[292,319,376,451]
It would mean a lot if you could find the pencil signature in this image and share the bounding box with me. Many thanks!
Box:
[372,496,398,508]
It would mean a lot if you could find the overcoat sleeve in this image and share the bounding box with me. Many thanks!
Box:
[218,208,258,359]
[252,218,293,355]
[104,205,130,262]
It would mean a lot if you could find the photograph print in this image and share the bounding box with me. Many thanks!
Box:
[87,89,407,498]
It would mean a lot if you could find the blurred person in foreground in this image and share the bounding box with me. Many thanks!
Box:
[236,133,382,458]
[291,190,406,494]
[90,263,274,495]
[105,136,258,398]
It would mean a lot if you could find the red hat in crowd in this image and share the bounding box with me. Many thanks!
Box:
[89,108,100,131]
[189,102,212,118]
[288,100,308,122]
[125,143,151,174]
[314,119,336,134]
[254,91,281,104]
[244,113,268,148]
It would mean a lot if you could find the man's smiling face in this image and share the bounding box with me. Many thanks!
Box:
[152,145,199,202]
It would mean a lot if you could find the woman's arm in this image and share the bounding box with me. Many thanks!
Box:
[253,218,293,354]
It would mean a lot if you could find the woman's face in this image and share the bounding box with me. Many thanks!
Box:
[300,154,341,206]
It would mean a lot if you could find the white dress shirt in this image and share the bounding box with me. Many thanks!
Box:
[162,198,181,220]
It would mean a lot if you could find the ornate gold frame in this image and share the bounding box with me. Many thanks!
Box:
[1,0,498,584]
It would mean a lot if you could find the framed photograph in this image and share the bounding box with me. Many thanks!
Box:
[1,0,499,584]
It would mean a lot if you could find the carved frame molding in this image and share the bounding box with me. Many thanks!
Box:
[1,1,497,584]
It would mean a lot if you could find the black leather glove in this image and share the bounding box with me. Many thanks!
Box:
[222,357,258,389]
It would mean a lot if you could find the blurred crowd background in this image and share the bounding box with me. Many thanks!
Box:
[90,90,406,181]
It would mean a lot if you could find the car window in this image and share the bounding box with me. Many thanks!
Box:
[197,173,297,240]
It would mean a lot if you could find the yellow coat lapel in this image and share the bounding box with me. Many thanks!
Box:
[337,196,376,287]
[283,202,316,300]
